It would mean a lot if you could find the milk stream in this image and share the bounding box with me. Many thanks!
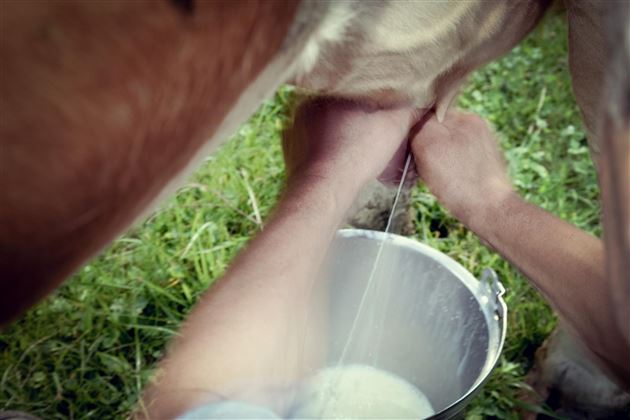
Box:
[335,153,412,367]
[314,154,415,417]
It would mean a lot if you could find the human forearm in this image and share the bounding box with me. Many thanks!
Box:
[468,192,629,384]
[139,177,357,418]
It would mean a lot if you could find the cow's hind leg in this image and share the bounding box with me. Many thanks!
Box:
[523,1,630,417]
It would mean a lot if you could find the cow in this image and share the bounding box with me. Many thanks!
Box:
[1,0,628,415]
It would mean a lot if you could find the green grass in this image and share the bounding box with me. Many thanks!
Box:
[1,16,599,419]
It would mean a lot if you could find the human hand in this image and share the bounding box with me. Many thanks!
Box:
[411,110,514,228]
[283,98,422,194]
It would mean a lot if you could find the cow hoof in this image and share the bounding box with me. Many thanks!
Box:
[525,327,630,419]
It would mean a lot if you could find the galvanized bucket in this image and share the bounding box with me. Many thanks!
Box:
[309,229,507,418]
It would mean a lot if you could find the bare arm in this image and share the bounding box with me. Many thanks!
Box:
[411,111,630,387]
[138,175,352,418]
[471,193,630,381]
[138,100,421,418]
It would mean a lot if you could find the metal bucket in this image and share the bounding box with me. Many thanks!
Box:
[306,229,507,418]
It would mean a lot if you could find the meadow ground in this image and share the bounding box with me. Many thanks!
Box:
[1,16,601,419]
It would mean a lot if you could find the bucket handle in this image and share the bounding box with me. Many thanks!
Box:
[480,268,507,323]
